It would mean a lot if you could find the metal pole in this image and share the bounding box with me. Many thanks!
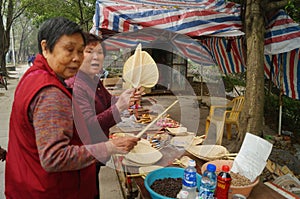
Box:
[11,26,16,66]
[278,53,283,136]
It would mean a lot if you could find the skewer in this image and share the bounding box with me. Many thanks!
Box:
[135,100,179,138]
[127,173,147,178]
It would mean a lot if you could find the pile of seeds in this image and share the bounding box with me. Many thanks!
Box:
[230,172,252,186]
[150,177,182,198]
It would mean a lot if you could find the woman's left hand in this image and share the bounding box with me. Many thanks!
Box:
[129,86,145,107]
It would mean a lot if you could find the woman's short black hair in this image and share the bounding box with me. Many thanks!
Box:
[83,32,106,57]
[37,17,86,54]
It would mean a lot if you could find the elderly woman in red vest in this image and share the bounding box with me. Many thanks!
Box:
[5,17,139,199]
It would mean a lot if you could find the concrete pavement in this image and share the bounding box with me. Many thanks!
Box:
[0,64,29,199]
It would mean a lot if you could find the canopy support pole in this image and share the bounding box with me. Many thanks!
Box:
[278,53,283,136]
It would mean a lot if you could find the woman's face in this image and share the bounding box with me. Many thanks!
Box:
[42,33,85,79]
[79,42,104,78]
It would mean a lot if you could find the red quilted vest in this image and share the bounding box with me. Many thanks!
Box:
[5,54,97,199]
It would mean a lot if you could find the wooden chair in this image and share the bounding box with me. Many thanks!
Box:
[203,114,226,145]
[205,96,245,140]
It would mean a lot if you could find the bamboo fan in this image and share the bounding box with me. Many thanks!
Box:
[123,43,159,88]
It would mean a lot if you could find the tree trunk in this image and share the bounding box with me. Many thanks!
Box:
[0,0,14,75]
[234,0,266,151]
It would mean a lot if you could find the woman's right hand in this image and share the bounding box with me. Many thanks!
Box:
[106,136,140,154]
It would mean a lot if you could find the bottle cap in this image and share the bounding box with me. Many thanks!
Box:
[207,163,216,172]
[222,165,230,172]
[188,159,196,167]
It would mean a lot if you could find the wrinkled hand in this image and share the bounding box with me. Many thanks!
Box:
[129,86,145,107]
[116,86,145,112]
[107,136,140,154]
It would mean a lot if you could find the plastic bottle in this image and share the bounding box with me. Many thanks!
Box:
[215,165,232,199]
[177,190,189,199]
[198,163,217,199]
[181,159,197,199]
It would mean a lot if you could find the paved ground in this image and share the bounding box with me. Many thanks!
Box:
[0,64,29,198]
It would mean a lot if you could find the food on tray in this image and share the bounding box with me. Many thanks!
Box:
[148,133,170,149]
[166,126,187,135]
[156,114,179,128]
[136,113,152,124]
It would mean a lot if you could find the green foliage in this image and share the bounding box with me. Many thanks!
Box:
[264,94,300,134]
[222,73,246,92]
[285,0,300,22]
[22,0,95,31]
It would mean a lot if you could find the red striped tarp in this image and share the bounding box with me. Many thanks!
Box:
[202,36,246,74]
[102,28,215,66]
[265,10,300,55]
[94,1,300,99]
[95,0,243,37]
[264,48,300,100]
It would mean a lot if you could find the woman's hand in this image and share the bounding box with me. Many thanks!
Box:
[129,86,145,107]
[106,136,140,154]
[115,86,145,112]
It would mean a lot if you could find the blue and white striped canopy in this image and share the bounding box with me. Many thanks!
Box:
[94,0,243,37]
[94,0,300,99]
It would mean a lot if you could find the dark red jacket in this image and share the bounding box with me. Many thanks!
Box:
[5,54,97,199]
[71,70,121,143]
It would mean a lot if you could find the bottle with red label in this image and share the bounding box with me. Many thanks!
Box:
[215,165,231,199]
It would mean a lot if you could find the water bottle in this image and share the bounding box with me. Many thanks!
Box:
[181,159,197,199]
[177,190,189,199]
[198,163,217,199]
[215,165,231,199]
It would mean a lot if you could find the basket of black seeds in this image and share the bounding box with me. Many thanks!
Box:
[144,167,201,199]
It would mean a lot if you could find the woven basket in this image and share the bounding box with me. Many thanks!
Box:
[186,145,230,161]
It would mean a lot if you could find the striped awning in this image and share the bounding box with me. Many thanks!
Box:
[202,36,246,74]
[265,10,300,55]
[94,1,300,99]
[95,0,243,37]
[103,28,215,66]
[264,48,300,100]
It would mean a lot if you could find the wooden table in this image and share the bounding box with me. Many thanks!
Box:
[109,116,286,199]
[122,147,286,199]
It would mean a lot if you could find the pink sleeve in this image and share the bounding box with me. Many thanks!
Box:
[31,86,111,172]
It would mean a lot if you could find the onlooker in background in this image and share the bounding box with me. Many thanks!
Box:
[66,32,144,198]
[27,54,36,66]
[0,146,6,161]
[27,55,32,66]
[5,17,139,199]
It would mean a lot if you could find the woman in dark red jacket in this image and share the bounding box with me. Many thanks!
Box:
[5,17,139,199]
[66,32,144,198]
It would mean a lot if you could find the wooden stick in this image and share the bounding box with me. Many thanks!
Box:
[135,100,179,138]
[127,173,147,178]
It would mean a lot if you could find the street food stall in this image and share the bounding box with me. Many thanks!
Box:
[106,96,288,199]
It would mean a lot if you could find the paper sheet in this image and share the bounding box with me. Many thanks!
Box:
[231,132,273,182]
